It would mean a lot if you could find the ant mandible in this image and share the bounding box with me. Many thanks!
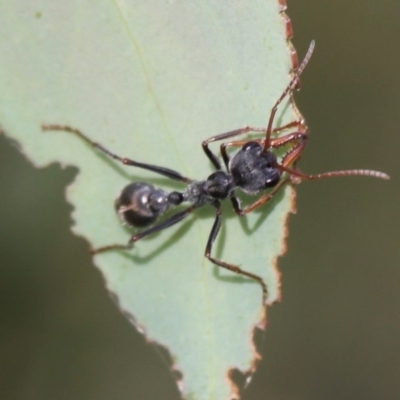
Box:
[42,41,389,305]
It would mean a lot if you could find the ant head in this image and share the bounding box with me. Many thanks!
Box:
[229,141,281,195]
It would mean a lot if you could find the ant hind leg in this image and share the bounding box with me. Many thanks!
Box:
[42,124,193,183]
[90,206,197,255]
[205,205,268,305]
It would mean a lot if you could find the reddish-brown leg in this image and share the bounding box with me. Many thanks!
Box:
[220,129,308,170]
[230,178,291,216]
[201,119,307,170]
[264,41,315,150]
[202,126,266,169]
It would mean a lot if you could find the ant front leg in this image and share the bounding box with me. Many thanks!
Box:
[205,204,268,305]
[202,126,266,170]
[91,206,197,255]
[220,123,308,170]
[230,178,291,216]
[42,124,193,183]
[202,120,307,170]
[263,40,315,150]
[269,119,308,138]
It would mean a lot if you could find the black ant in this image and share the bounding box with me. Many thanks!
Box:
[42,41,389,305]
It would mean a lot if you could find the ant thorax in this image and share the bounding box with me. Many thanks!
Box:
[229,141,280,195]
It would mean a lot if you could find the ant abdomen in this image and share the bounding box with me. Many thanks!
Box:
[115,182,170,227]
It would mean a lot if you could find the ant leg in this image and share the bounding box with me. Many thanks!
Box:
[269,119,308,137]
[231,178,291,216]
[270,131,308,149]
[220,139,267,170]
[202,120,307,170]
[202,40,313,169]
[202,126,266,170]
[264,40,315,150]
[91,205,197,254]
[221,131,306,151]
[205,205,268,305]
[219,128,308,170]
[42,124,193,183]
[278,135,308,171]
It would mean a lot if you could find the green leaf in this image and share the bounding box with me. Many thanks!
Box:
[0,1,298,399]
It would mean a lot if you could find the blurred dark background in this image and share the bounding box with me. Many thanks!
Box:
[1,1,399,399]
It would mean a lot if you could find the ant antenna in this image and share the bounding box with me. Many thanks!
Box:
[279,164,390,181]
[264,40,315,150]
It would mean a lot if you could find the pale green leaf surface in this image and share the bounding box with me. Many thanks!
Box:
[0,1,298,399]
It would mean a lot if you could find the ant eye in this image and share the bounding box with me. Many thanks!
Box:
[265,170,280,188]
[242,141,260,151]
